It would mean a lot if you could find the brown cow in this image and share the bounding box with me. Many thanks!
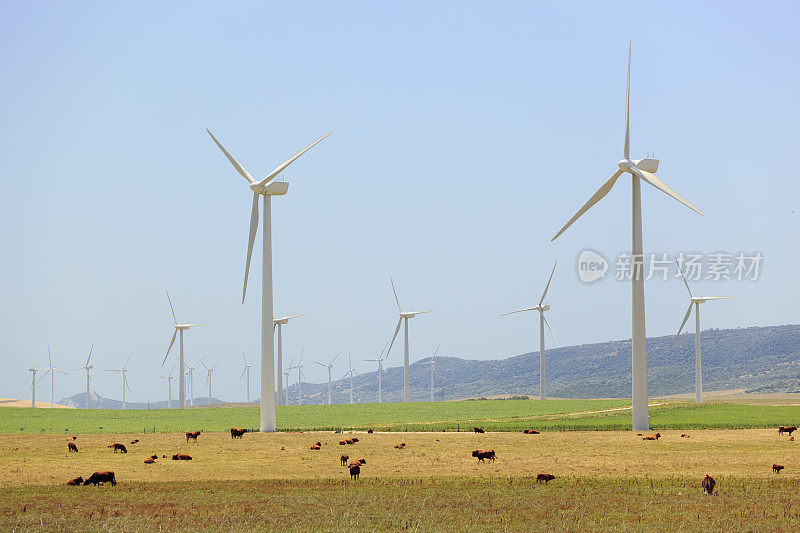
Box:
[108,443,127,453]
[129,439,139,444]
[341,454,349,466]
[472,449,495,463]
[83,471,117,486]
[144,458,155,464]
[394,443,406,449]
[356,459,366,465]
[473,427,485,434]
[367,429,374,434]
[778,426,797,436]
[773,464,785,474]
[791,437,795,441]
[150,455,158,460]
[701,474,715,495]
[349,463,360,480]
[71,436,77,441]
[66,476,84,486]
[186,431,201,443]
[642,433,661,441]
[231,428,248,439]
[310,444,321,450]
[681,434,690,438]
[172,454,192,461]
[339,440,347,445]
[68,442,78,453]
[536,473,555,484]
[523,429,540,435]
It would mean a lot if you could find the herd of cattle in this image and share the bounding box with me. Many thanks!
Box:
[59,424,797,493]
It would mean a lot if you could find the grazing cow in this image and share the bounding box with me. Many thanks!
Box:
[150,455,158,460]
[681,434,690,438]
[773,464,785,474]
[523,429,540,435]
[536,473,555,484]
[281,447,286,451]
[791,437,795,442]
[367,429,374,434]
[394,443,406,449]
[172,454,192,461]
[315,441,322,447]
[72,436,77,441]
[83,471,117,486]
[778,426,797,436]
[129,439,139,445]
[357,459,366,465]
[341,454,349,466]
[339,440,347,445]
[310,444,321,450]
[68,442,78,453]
[108,443,127,453]
[642,433,661,441]
[186,431,201,443]
[349,463,360,480]
[701,474,715,495]
[144,458,155,464]
[162,455,167,458]
[231,428,248,439]
[66,476,84,486]
[473,427,485,434]
[636,433,642,436]
[472,449,496,463]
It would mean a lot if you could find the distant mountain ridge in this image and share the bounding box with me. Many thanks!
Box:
[56,391,227,410]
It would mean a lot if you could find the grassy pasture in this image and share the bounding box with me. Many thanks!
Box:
[2,399,798,434]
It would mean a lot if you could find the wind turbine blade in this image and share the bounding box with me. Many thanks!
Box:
[125,375,131,392]
[500,307,538,316]
[624,41,631,159]
[242,351,247,365]
[184,324,206,327]
[165,290,178,324]
[543,315,560,347]
[169,365,175,377]
[631,167,705,216]
[433,345,440,358]
[38,369,51,383]
[260,131,332,184]
[86,345,94,366]
[380,343,388,358]
[675,260,693,298]
[330,353,341,365]
[284,314,305,321]
[551,169,624,241]
[387,318,402,356]
[206,129,255,184]
[28,355,35,369]
[48,346,52,368]
[123,352,133,369]
[389,276,402,312]
[242,192,260,304]
[697,296,735,302]
[314,361,327,367]
[163,329,178,366]
[200,360,209,370]
[539,261,557,306]
[240,366,247,380]
[674,303,694,345]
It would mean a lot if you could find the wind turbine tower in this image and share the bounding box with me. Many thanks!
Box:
[74,345,95,409]
[315,353,340,405]
[39,347,67,408]
[186,357,206,407]
[386,277,433,402]
[202,361,221,406]
[160,366,175,409]
[340,354,359,405]
[419,346,439,402]
[106,353,133,410]
[27,357,44,408]
[273,313,303,406]
[240,351,258,403]
[364,344,388,403]
[161,290,205,409]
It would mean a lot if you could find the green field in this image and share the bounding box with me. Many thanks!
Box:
[1,399,798,434]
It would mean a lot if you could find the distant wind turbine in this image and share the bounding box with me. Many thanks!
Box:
[501,262,560,400]
[364,344,388,403]
[673,261,734,404]
[315,353,341,405]
[273,313,303,406]
[160,365,176,409]
[240,351,258,403]
[207,128,331,432]
[291,352,306,405]
[386,277,433,402]
[72,345,95,409]
[161,290,205,409]
[340,354,359,405]
[106,352,133,410]
[38,347,67,408]
[282,355,294,406]
[550,43,704,431]
[419,346,439,402]
[27,356,44,408]
[201,361,221,406]
[186,357,206,407]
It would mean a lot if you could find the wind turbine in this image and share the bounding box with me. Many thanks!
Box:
[340,354,359,405]
[161,290,205,409]
[240,351,258,403]
[673,261,733,404]
[419,345,439,402]
[38,347,67,408]
[550,43,704,431]
[386,277,433,402]
[501,262,560,400]
[315,353,341,405]
[207,128,331,432]
[364,344,388,403]
[201,361,221,406]
[292,352,306,405]
[72,345,94,409]
[273,313,304,406]
[160,366,175,408]
[27,356,44,408]
[106,352,133,410]
[282,355,294,406]
[186,357,207,407]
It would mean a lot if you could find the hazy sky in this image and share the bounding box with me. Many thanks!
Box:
[1,1,798,404]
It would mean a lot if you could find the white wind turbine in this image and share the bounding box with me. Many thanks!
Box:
[501,262,560,400]
[282,355,295,406]
[419,345,439,402]
[161,290,205,409]
[186,357,207,407]
[550,43,705,431]
[291,352,306,405]
[340,354,359,405]
[273,313,304,406]
[160,365,175,409]
[106,352,133,410]
[386,277,433,402]
[207,128,331,432]
[201,361,221,406]
[673,261,733,404]
[240,351,258,403]
[364,344,388,403]
[72,345,94,409]
[27,356,44,408]
[38,347,67,408]
[315,353,341,405]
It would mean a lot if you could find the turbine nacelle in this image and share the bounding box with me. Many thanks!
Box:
[400,311,431,319]
[540,304,551,312]
[250,180,290,196]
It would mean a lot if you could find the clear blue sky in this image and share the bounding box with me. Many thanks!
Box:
[1,1,798,403]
